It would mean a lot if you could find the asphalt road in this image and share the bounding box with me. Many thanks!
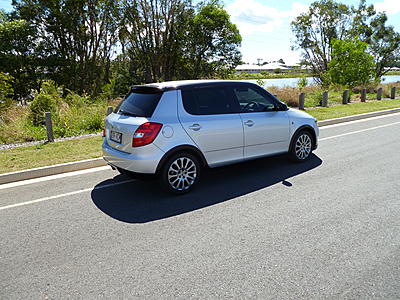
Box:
[1,113,400,299]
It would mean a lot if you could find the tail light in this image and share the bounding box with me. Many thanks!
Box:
[102,128,106,137]
[132,122,162,147]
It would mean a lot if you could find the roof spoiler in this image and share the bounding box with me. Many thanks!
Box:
[130,85,164,94]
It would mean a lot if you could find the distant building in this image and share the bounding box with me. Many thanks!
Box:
[235,63,291,73]
[384,67,400,71]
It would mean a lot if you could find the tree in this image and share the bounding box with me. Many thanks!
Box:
[119,0,241,84]
[291,0,400,82]
[0,72,14,110]
[368,13,400,78]
[326,38,375,88]
[183,2,242,79]
[119,0,192,84]
[12,0,121,95]
[0,11,44,100]
[291,0,351,83]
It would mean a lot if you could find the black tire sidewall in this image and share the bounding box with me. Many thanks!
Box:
[159,152,201,194]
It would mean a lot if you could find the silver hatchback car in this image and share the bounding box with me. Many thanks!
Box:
[103,80,319,194]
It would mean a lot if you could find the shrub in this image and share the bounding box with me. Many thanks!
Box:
[297,76,308,91]
[0,73,14,112]
[29,81,61,125]
[64,90,91,107]
[326,38,375,88]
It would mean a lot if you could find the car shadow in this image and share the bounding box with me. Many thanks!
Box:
[91,154,322,223]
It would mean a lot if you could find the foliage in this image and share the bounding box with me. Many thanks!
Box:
[326,39,375,88]
[368,13,400,78]
[291,0,400,82]
[183,2,242,79]
[297,77,308,90]
[291,0,351,83]
[0,72,14,111]
[0,14,43,100]
[255,79,266,87]
[117,0,241,85]
[29,81,61,125]
[12,0,121,95]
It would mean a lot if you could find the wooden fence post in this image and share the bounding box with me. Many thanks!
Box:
[299,93,305,110]
[391,87,396,99]
[322,91,328,107]
[45,112,54,143]
[106,106,113,116]
[361,88,367,102]
[342,89,349,104]
[377,88,382,100]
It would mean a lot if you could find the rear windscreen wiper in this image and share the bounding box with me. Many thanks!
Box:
[119,110,138,117]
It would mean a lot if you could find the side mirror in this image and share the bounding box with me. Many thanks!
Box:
[278,103,288,111]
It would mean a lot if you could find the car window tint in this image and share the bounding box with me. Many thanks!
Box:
[181,89,198,115]
[233,86,276,113]
[115,92,162,117]
[182,86,235,115]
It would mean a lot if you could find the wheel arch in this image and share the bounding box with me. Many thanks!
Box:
[156,144,208,174]
[289,125,317,151]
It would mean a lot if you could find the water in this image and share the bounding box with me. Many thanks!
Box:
[244,75,400,88]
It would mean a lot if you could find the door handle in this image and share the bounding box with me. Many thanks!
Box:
[189,124,201,131]
[244,120,254,127]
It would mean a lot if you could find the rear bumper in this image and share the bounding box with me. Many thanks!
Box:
[102,139,164,174]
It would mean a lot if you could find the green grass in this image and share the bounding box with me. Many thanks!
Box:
[306,98,400,120]
[0,136,103,174]
[385,71,400,76]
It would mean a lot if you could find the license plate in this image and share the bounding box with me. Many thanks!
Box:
[110,131,122,143]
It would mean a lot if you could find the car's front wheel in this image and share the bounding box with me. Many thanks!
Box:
[159,153,200,194]
[289,130,314,162]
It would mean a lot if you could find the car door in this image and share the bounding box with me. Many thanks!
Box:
[231,84,290,159]
[177,85,244,167]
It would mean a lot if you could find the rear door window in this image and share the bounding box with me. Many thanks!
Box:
[115,91,162,117]
[182,86,236,115]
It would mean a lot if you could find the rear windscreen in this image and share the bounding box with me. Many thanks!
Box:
[115,91,162,117]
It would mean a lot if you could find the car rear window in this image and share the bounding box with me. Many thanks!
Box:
[182,86,235,115]
[115,91,162,117]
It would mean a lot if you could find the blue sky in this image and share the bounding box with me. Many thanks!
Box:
[1,0,399,64]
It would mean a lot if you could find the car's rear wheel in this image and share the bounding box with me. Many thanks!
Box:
[289,130,314,162]
[159,153,200,194]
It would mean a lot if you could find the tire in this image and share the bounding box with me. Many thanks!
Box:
[289,130,314,162]
[158,152,201,194]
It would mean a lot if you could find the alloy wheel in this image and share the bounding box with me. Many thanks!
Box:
[167,157,197,191]
[295,134,312,160]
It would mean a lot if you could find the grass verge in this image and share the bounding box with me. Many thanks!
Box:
[0,136,103,174]
[1,99,400,174]
[306,98,400,120]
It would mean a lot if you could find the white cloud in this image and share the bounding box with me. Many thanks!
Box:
[226,0,308,35]
[374,0,400,15]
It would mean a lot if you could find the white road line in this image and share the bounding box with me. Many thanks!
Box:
[319,112,400,129]
[0,179,134,211]
[0,166,112,190]
[320,121,400,141]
